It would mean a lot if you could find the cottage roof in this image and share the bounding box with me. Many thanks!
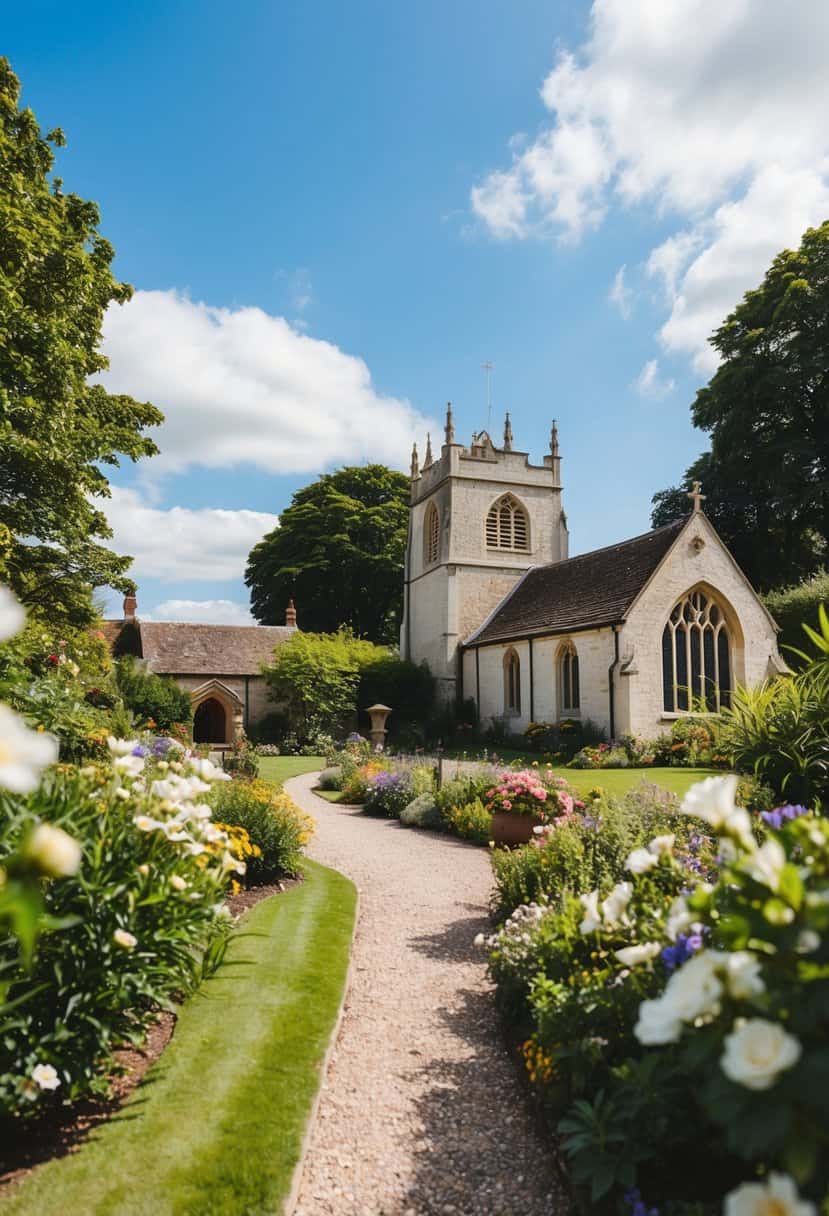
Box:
[465,519,686,646]
[103,620,293,676]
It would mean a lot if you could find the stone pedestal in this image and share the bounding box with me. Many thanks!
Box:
[365,703,392,751]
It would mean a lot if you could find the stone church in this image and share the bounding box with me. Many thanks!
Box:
[401,407,784,738]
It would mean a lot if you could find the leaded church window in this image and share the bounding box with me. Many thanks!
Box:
[424,501,440,565]
[662,589,732,713]
[559,641,580,712]
[504,648,521,714]
[486,494,529,552]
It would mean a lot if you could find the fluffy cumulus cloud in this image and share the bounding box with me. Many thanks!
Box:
[471,0,829,370]
[152,599,255,626]
[100,290,437,476]
[103,486,278,583]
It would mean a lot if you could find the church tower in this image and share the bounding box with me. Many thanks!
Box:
[401,407,569,702]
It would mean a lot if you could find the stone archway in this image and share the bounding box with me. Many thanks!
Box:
[193,697,227,744]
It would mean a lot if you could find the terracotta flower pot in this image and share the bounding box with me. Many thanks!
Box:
[491,810,543,847]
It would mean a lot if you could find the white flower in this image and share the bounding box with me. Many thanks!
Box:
[113,928,137,950]
[113,754,144,779]
[137,864,150,877]
[134,815,163,833]
[724,1172,816,1216]
[742,838,786,893]
[796,929,820,954]
[188,803,213,821]
[634,998,683,1045]
[115,787,131,801]
[221,852,246,876]
[666,895,693,941]
[579,890,602,934]
[24,824,82,879]
[203,824,227,844]
[721,1018,801,1091]
[615,942,661,967]
[188,757,230,782]
[681,774,740,827]
[648,834,675,856]
[626,847,659,874]
[0,705,59,794]
[724,952,765,1001]
[107,737,140,756]
[601,881,633,927]
[32,1063,61,1091]
[170,875,188,892]
[0,586,25,642]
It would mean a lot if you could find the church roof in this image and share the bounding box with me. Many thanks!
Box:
[465,519,686,646]
[103,620,294,676]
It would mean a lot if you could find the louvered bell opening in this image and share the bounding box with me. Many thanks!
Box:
[512,508,528,551]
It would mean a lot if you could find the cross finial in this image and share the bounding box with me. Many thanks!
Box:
[688,480,705,513]
[410,442,419,480]
[444,402,455,445]
[503,411,513,451]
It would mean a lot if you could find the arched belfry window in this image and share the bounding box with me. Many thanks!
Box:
[558,641,580,713]
[423,501,440,566]
[662,589,732,713]
[486,494,529,552]
[504,648,521,715]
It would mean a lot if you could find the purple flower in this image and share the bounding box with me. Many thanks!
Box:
[624,1189,659,1216]
[131,745,148,758]
[152,737,174,757]
[661,932,703,974]
[760,804,809,830]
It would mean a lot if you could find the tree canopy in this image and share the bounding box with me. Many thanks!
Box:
[246,464,409,644]
[652,221,829,591]
[0,58,162,627]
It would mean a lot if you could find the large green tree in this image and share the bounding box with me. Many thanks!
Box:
[0,58,162,627]
[652,221,829,591]
[246,465,409,644]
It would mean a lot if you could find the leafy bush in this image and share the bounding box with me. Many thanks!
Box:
[255,742,281,757]
[114,656,191,732]
[209,779,313,883]
[357,656,435,736]
[400,792,443,830]
[317,765,343,790]
[434,771,494,816]
[340,760,391,803]
[524,717,606,760]
[442,797,492,843]
[221,736,260,779]
[651,715,729,769]
[764,570,829,668]
[363,763,434,818]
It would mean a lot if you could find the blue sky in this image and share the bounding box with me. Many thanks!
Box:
[7,1,829,624]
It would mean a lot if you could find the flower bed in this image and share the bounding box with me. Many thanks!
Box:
[481,773,828,1214]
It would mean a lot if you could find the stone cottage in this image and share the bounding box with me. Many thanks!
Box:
[401,407,784,738]
[103,596,297,745]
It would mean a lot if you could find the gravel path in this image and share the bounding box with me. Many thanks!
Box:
[287,772,565,1216]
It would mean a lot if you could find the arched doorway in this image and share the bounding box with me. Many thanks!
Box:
[193,697,227,744]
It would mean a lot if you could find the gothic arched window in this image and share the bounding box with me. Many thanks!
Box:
[558,641,580,712]
[486,494,529,552]
[423,501,440,566]
[662,589,732,713]
[504,647,521,714]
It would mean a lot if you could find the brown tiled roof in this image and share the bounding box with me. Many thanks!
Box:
[103,621,294,676]
[466,519,686,646]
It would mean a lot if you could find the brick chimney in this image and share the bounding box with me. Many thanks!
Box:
[123,592,138,622]
[285,599,297,628]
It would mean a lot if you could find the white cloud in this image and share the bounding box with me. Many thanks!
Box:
[103,486,278,582]
[608,265,632,319]
[100,290,437,478]
[471,0,829,368]
[635,359,675,401]
[153,599,255,626]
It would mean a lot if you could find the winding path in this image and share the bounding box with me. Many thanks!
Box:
[286,772,564,1216]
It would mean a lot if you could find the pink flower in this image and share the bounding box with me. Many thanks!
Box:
[502,800,512,810]
[533,789,547,801]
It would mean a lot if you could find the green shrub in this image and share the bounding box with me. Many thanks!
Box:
[221,737,260,779]
[209,779,313,883]
[357,656,435,736]
[764,570,829,667]
[434,771,494,816]
[442,797,492,844]
[114,656,191,731]
[318,765,343,790]
[262,629,385,739]
[400,792,443,830]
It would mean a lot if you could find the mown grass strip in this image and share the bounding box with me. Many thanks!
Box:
[257,756,325,785]
[2,859,356,1216]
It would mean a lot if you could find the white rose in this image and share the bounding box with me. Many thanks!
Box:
[601,881,633,927]
[32,1063,61,1091]
[662,949,723,1021]
[723,952,765,1000]
[107,737,140,756]
[634,997,682,1045]
[0,585,25,642]
[626,847,659,874]
[25,824,82,878]
[741,838,786,893]
[113,929,137,950]
[721,1018,801,1091]
[648,834,675,856]
[0,706,59,794]
[724,1172,816,1216]
[615,942,661,967]
[579,890,602,934]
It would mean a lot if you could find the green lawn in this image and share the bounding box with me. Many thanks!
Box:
[562,766,718,798]
[2,860,356,1216]
[257,754,325,784]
